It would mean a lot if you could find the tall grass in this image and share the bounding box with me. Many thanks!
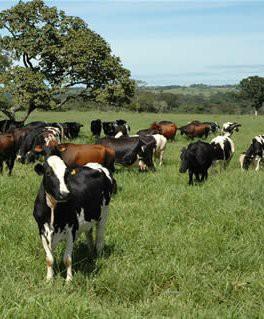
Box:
[0,111,263,318]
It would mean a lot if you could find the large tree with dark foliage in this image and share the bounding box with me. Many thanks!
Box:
[239,76,264,116]
[0,0,135,120]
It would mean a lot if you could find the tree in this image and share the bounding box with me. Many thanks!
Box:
[0,0,135,120]
[239,76,264,116]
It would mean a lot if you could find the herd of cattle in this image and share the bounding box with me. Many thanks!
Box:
[0,117,263,281]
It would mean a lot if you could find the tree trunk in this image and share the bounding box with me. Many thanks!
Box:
[254,108,258,116]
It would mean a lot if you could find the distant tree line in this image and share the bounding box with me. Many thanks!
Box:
[0,0,264,117]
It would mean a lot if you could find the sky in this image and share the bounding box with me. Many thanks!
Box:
[1,0,264,86]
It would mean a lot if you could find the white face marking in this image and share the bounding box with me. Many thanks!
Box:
[47,156,70,194]
[84,162,113,183]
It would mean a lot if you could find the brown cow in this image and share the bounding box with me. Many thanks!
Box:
[150,121,177,140]
[179,123,210,139]
[34,143,116,172]
[0,133,16,175]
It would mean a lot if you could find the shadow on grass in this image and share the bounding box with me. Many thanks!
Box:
[56,242,117,279]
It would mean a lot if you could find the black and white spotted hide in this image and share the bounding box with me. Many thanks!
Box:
[33,156,115,282]
[242,135,264,171]
[211,135,234,170]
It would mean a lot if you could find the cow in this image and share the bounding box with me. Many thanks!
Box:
[0,119,24,133]
[150,122,177,140]
[102,120,130,137]
[179,123,210,139]
[210,135,235,170]
[137,128,160,136]
[239,152,264,170]
[0,133,16,175]
[222,122,241,136]
[242,135,264,171]
[33,156,115,281]
[179,141,216,185]
[190,120,220,133]
[63,122,83,139]
[98,136,156,171]
[131,133,167,166]
[17,126,61,164]
[33,143,116,173]
[91,119,102,137]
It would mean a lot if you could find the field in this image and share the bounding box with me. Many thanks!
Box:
[0,111,264,318]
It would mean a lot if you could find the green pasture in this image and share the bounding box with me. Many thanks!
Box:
[0,111,264,318]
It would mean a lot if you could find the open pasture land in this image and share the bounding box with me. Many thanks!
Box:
[0,111,264,318]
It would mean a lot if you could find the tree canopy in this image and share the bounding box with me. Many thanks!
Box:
[239,76,264,116]
[0,0,135,120]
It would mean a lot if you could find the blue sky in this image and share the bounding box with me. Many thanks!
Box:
[1,1,264,85]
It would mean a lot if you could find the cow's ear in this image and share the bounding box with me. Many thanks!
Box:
[57,144,66,152]
[34,164,44,176]
[34,145,43,153]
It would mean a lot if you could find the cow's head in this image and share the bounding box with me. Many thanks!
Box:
[34,155,70,202]
[103,122,116,136]
[137,137,156,171]
[179,147,188,173]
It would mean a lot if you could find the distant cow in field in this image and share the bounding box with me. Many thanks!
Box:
[179,141,216,185]
[63,122,83,139]
[151,121,177,140]
[210,135,235,170]
[98,135,156,171]
[33,156,115,281]
[102,120,130,137]
[132,132,167,166]
[91,119,102,138]
[222,122,241,136]
[241,135,264,171]
[179,123,210,139]
[190,120,220,133]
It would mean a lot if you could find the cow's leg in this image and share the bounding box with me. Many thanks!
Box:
[95,205,109,257]
[64,230,74,282]
[255,156,261,171]
[0,160,3,175]
[85,228,94,254]
[159,150,165,166]
[194,173,200,182]
[188,171,194,185]
[6,156,15,176]
[41,232,54,281]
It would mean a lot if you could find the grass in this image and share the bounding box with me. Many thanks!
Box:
[0,110,264,318]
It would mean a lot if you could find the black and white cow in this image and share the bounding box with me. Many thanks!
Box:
[210,135,235,169]
[242,135,264,171]
[130,133,167,166]
[222,122,241,136]
[98,135,156,171]
[102,120,130,137]
[33,156,115,281]
[17,126,61,163]
[179,141,216,185]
